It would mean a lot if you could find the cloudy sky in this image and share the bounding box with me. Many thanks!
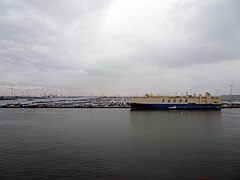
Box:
[0,0,240,96]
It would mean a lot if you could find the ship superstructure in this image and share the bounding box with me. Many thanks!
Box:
[130,92,221,110]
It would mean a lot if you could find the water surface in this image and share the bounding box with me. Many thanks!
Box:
[0,108,240,179]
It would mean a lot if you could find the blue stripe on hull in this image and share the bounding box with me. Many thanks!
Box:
[131,103,221,110]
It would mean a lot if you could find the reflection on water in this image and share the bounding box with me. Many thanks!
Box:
[129,110,222,133]
[128,110,225,179]
[0,109,240,179]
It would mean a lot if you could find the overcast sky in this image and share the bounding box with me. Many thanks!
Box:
[0,0,240,96]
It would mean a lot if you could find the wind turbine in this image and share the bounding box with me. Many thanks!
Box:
[9,84,14,97]
[230,81,234,95]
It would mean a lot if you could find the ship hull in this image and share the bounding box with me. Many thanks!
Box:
[131,103,221,110]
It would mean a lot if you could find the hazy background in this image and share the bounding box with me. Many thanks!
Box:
[0,0,240,96]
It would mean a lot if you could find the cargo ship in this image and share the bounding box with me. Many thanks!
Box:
[130,92,221,110]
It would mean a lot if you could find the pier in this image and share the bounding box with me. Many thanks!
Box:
[0,96,130,108]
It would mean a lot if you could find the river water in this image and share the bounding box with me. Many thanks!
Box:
[0,108,240,179]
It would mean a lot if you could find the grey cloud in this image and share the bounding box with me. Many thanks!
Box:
[0,80,12,86]
[133,0,240,68]
[179,0,240,46]
[0,0,113,72]
[135,42,239,68]
[0,0,240,95]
